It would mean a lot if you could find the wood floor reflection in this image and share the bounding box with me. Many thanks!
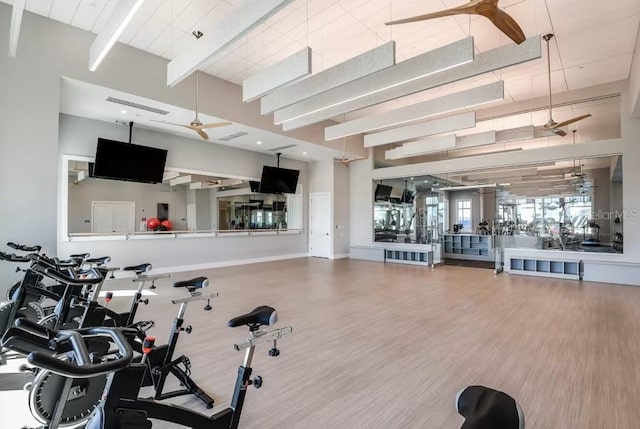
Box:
[104,258,640,428]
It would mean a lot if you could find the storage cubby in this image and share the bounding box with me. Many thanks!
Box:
[444,234,493,261]
[508,255,581,280]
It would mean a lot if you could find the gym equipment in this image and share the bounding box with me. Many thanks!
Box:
[2,319,135,429]
[160,219,173,231]
[140,277,217,408]
[456,385,525,429]
[146,217,161,231]
[4,306,292,429]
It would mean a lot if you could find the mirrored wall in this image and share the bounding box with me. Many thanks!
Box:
[372,154,624,262]
[66,159,302,235]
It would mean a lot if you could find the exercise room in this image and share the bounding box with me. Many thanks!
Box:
[1,1,640,428]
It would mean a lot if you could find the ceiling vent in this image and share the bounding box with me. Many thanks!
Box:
[106,97,170,115]
[269,144,296,152]
[219,131,248,141]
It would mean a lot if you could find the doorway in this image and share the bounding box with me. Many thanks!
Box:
[91,201,135,233]
[309,192,331,258]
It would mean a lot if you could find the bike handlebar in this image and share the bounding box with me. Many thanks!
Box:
[7,242,41,253]
[44,268,103,285]
[26,327,134,378]
[0,251,30,263]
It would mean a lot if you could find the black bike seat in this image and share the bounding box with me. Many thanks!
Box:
[123,263,152,274]
[69,253,90,260]
[228,306,277,328]
[173,277,208,290]
[457,385,524,429]
[55,258,79,268]
[85,256,111,266]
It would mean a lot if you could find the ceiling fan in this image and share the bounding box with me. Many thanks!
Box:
[335,136,366,166]
[536,34,592,137]
[385,0,526,45]
[151,71,232,141]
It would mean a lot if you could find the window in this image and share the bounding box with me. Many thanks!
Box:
[456,200,472,231]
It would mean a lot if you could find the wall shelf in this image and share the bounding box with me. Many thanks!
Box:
[508,257,581,280]
[444,234,493,261]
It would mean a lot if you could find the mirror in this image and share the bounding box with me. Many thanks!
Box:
[373,154,624,254]
[66,158,302,235]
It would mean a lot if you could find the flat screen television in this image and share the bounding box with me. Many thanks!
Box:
[401,189,416,204]
[374,184,392,201]
[249,181,261,193]
[259,166,299,194]
[93,138,168,184]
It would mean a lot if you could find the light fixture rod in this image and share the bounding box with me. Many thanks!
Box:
[543,33,554,123]
[8,0,26,58]
[89,0,145,71]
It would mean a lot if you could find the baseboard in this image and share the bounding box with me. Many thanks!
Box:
[149,253,310,275]
[331,253,350,260]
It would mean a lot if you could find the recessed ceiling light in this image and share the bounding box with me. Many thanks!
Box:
[410,177,414,180]
[120,109,127,114]
[256,141,262,145]
[302,152,307,155]
[424,180,429,183]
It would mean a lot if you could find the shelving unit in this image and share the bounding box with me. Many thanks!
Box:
[444,234,494,261]
[385,249,433,266]
[508,257,581,280]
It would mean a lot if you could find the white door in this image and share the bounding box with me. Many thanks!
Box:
[92,202,135,233]
[309,192,331,258]
[92,204,114,233]
[186,203,197,231]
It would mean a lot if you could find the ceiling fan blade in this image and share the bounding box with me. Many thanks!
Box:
[199,121,233,130]
[488,8,526,44]
[149,119,193,129]
[195,128,209,140]
[552,114,592,129]
[385,1,478,25]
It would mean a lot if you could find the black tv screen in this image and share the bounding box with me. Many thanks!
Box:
[259,166,299,194]
[93,138,168,184]
[249,181,261,192]
[401,189,416,204]
[375,184,392,201]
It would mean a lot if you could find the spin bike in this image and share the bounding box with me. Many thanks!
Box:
[3,306,293,429]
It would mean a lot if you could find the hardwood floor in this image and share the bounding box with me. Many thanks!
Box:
[103,258,640,428]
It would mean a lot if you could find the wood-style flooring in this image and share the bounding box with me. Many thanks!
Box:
[102,258,640,428]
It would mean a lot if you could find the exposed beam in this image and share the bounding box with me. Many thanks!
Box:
[327,81,503,140]
[167,0,293,87]
[243,47,312,103]
[260,41,396,114]
[89,0,145,71]
[275,37,475,127]
[385,135,457,160]
[365,112,476,148]
[8,0,26,58]
[280,36,541,131]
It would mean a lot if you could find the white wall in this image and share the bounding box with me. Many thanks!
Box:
[447,190,480,231]
[333,163,350,256]
[68,177,188,233]
[56,114,309,274]
[0,5,344,288]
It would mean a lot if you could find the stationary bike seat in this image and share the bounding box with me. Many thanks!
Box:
[173,277,208,290]
[69,253,90,260]
[228,306,277,328]
[85,256,111,266]
[123,263,152,275]
[456,385,524,429]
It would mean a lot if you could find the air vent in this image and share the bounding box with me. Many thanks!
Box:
[269,144,297,152]
[106,97,169,115]
[219,131,248,141]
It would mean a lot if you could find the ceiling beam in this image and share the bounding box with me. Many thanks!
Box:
[89,0,145,71]
[8,0,26,58]
[167,0,293,87]
[280,36,541,131]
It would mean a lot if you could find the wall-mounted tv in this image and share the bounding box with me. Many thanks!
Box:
[249,181,261,193]
[258,166,299,194]
[93,138,168,184]
[374,184,392,201]
[401,189,416,204]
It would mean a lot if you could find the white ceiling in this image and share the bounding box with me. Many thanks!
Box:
[5,0,638,99]
[59,77,347,161]
[3,0,639,149]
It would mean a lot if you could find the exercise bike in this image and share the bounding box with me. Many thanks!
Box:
[3,306,293,429]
